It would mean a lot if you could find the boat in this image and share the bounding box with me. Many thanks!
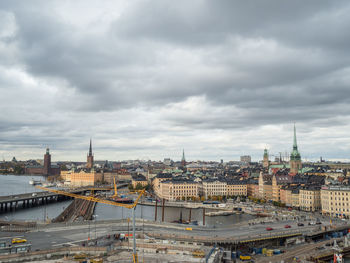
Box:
[42,182,55,187]
[205,211,236,217]
[107,197,133,204]
[29,179,41,185]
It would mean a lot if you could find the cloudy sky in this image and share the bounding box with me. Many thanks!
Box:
[1,0,350,162]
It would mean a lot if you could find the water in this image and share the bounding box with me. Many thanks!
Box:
[0,175,255,227]
[94,202,255,227]
[0,174,72,221]
[0,174,45,195]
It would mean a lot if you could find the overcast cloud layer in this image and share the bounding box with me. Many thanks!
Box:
[1,0,350,162]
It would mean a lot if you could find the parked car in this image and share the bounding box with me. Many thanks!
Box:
[266,227,273,231]
[284,225,291,228]
[297,223,304,226]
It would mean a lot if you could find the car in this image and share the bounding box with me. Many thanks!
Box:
[284,225,291,228]
[266,227,273,231]
[297,223,304,226]
[32,193,37,197]
[12,238,27,244]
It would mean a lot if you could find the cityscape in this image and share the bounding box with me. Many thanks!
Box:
[2,1,350,263]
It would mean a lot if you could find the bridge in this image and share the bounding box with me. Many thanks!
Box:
[0,185,125,213]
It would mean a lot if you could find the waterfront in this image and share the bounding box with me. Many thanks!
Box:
[0,175,255,227]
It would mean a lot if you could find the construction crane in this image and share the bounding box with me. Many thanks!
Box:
[112,177,118,198]
[36,185,144,263]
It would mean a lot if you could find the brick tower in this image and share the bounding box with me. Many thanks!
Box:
[43,148,51,175]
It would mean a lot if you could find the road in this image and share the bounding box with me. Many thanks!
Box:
[0,218,334,251]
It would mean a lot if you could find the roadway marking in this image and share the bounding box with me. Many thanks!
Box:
[0,236,24,239]
[52,238,87,247]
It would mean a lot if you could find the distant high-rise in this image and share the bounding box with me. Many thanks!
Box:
[263,149,269,168]
[240,155,251,163]
[290,124,302,174]
[86,139,94,169]
[43,148,51,175]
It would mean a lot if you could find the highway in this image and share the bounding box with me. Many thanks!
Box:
[0,218,335,251]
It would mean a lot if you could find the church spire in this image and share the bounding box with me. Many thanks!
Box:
[89,138,92,156]
[181,149,185,162]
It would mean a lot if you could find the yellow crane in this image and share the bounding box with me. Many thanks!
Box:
[36,185,144,263]
[112,177,118,198]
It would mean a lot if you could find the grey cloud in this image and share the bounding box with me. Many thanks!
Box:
[1,1,350,160]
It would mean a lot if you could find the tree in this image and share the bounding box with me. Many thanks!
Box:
[128,184,134,191]
[200,196,205,202]
[135,183,144,190]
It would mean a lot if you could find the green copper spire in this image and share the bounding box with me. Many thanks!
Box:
[293,123,297,150]
[290,123,301,161]
[263,148,268,157]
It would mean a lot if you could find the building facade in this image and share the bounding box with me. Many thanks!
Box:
[202,179,227,198]
[227,181,248,196]
[299,187,321,212]
[69,170,103,187]
[159,180,200,201]
[321,185,350,218]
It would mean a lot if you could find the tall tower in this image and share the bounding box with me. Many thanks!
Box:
[43,148,51,175]
[263,148,269,168]
[87,139,94,169]
[290,124,302,174]
[181,149,186,170]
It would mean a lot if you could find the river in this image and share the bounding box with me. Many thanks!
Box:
[0,175,255,227]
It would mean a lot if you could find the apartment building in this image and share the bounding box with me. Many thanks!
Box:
[153,173,173,196]
[299,186,321,212]
[158,180,201,201]
[202,179,227,198]
[227,180,247,196]
[321,185,350,218]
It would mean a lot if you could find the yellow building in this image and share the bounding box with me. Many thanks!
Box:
[227,181,247,196]
[291,189,300,208]
[132,176,148,188]
[159,180,200,201]
[153,174,173,197]
[299,187,321,212]
[280,186,294,207]
[321,185,350,218]
[60,170,72,182]
[263,183,273,201]
[202,179,227,198]
[68,170,103,187]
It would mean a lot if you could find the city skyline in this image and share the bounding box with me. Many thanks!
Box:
[2,1,350,161]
